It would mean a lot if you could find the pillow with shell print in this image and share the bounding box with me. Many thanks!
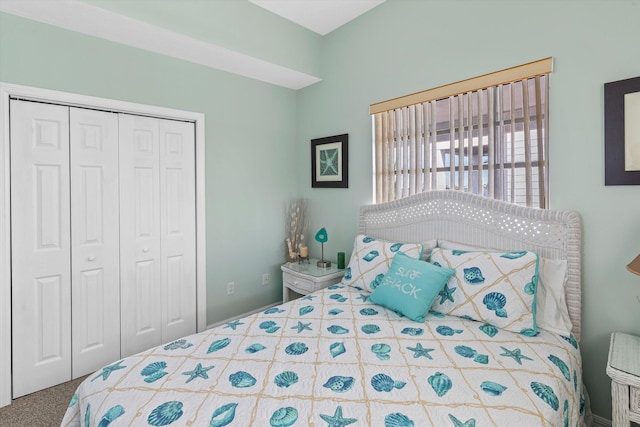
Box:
[429,248,540,335]
[341,235,424,291]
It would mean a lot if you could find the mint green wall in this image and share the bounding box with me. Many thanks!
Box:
[0,12,298,325]
[297,0,640,420]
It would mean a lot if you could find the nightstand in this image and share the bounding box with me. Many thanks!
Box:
[607,332,640,427]
[281,260,344,302]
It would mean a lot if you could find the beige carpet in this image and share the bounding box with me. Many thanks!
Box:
[0,376,87,427]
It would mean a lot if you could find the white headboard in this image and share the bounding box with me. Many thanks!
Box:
[358,191,583,340]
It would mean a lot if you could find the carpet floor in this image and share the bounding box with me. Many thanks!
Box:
[0,376,87,427]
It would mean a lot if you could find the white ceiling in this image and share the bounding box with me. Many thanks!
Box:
[0,0,386,89]
[249,0,386,35]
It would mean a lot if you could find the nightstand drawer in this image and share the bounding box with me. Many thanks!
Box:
[631,386,640,414]
[283,273,317,293]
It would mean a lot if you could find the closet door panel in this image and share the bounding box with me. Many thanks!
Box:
[159,120,196,342]
[119,114,162,357]
[69,108,120,378]
[10,100,72,398]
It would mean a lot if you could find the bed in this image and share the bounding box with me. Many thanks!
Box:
[61,191,588,427]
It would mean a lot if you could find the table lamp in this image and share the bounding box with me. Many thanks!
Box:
[627,253,640,275]
[315,227,331,268]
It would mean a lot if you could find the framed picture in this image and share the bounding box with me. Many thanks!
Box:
[311,134,348,188]
[604,76,640,185]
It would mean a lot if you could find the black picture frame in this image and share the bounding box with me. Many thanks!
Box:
[311,134,348,188]
[604,76,640,185]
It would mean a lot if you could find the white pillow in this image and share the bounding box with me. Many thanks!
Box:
[341,235,423,291]
[437,240,573,336]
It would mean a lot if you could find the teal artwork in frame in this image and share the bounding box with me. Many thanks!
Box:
[311,134,348,188]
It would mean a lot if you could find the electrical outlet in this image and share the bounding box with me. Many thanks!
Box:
[227,281,235,295]
[262,273,269,285]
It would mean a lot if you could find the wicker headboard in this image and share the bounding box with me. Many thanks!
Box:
[358,191,583,340]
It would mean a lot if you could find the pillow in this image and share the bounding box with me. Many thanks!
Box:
[420,239,438,261]
[430,248,539,335]
[438,240,572,336]
[341,235,423,291]
[369,252,455,322]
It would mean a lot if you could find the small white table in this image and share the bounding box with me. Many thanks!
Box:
[281,260,344,302]
[606,332,640,427]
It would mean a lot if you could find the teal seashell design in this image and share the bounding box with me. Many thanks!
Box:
[463,267,485,284]
[344,267,352,281]
[563,399,569,427]
[229,371,256,388]
[479,324,498,337]
[389,243,403,252]
[264,307,285,314]
[360,308,378,316]
[384,412,414,427]
[361,324,381,334]
[207,338,231,354]
[483,292,506,310]
[323,375,355,392]
[451,250,469,256]
[519,328,538,337]
[260,321,277,329]
[448,414,476,427]
[245,343,266,353]
[163,339,193,350]
[480,381,507,396]
[141,362,167,376]
[270,407,298,427]
[328,309,343,315]
[274,371,299,388]
[371,343,391,360]
[299,305,314,316]
[401,327,424,336]
[371,274,384,289]
[285,342,308,355]
[144,371,168,383]
[561,334,579,349]
[363,236,376,243]
[436,325,463,336]
[363,250,379,262]
[327,325,349,335]
[530,381,559,410]
[209,403,237,427]
[548,355,571,381]
[501,251,527,259]
[265,326,280,333]
[147,401,184,426]
[330,342,346,358]
[97,405,125,427]
[524,275,537,295]
[428,372,452,397]
[330,294,347,302]
[454,345,477,358]
[473,354,489,364]
[371,373,406,392]
[68,393,77,408]
[327,284,343,290]
[574,370,578,392]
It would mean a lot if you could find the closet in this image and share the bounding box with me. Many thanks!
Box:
[10,99,197,398]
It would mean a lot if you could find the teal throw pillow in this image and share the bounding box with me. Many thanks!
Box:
[369,252,455,322]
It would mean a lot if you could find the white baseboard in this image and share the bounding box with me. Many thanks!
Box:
[592,413,612,427]
[204,301,283,330]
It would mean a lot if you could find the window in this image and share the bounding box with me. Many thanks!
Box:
[371,58,551,208]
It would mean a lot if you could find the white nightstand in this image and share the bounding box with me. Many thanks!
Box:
[281,260,344,302]
[607,332,640,427]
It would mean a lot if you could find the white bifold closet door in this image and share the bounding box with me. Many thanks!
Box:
[10,101,120,397]
[119,114,196,358]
